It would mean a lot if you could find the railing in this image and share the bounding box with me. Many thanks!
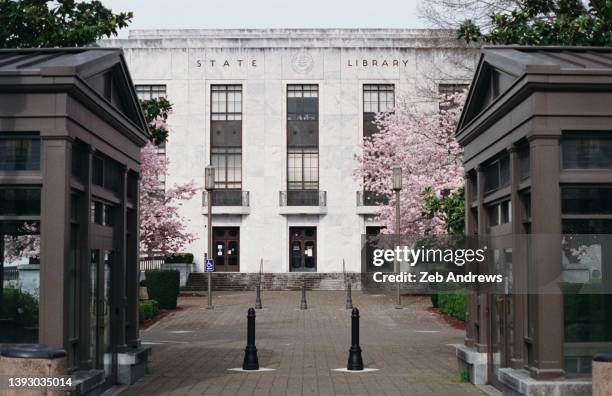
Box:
[139,256,164,271]
[356,190,390,206]
[280,190,327,206]
[1,267,19,282]
[202,190,250,207]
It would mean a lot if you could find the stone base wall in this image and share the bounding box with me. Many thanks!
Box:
[183,272,362,291]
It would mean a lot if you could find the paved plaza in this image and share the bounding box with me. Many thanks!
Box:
[126,291,483,395]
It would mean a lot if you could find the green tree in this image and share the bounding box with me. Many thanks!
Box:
[0,0,132,48]
[458,0,612,46]
[422,187,466,236]
[140,97,173,146]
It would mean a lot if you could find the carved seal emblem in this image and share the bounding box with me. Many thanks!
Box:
[291,50,314,74]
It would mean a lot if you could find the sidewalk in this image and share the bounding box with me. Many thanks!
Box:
[126,291,483,395]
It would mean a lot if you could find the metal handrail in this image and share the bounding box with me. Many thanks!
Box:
[279,190,327,206]
[202,190,250,207]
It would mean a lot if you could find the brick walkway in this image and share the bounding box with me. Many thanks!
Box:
[126,291,483,395]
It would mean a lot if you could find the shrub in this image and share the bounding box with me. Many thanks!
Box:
[437,282,466,321]
[430,292,439,309]
[164,253,194,264]
[1,288,39,327]
[145,269,180,309]
[459,368,470,382]
[139,299,160,324]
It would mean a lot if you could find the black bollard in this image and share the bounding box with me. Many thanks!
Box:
[300,283,308,310]
[345,279,353,310]
[347,308,364,370]
[255,282,263,309]
[242,308,260,370]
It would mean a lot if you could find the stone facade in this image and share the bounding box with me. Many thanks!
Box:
[101,29,478,275]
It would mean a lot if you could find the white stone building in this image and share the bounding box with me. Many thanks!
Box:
[101,29,477,276]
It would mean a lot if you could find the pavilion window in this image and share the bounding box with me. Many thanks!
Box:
[562,132,612,169]
[0,133,40,171]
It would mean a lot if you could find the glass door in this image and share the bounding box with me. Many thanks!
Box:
[212,227,240,272]
[289,227,317,272]
[89,249,116,384]
[489,246,513,389]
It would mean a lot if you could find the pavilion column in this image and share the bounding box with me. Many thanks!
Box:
[528,134,564,379]
[509,144,525,369]
[464,171,477,348]
[126,171,140,348]
[79,146,94,368]
[475,165,489,353]
[115,167,128,351]
[39,136,72,348]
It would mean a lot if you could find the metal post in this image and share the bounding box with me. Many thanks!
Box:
[347,308,364,370]
[255,259,263,309]
[242,308,259,370]
[300,282,308,310]
[205,166,215,310]
[206,200,213,310]
[346,279,353,310]
[395,188,402,309]
[255,283,262,310]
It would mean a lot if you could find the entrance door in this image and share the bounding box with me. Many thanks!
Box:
[212,227,240,272]
[289,227,317,272]
[488,247,513,388]
[89,249,117,385]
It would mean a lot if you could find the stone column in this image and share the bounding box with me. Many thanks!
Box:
[475,165,489,353]
[126,171,140,348]
[528,134,564,379]
[115,166,128,351]
[39,136,72,348]
[79,146,94,368]
[464,171,477,348]
[509,144,525,369]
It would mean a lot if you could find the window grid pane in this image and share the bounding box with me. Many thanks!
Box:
[211,85,242,121]
[288,149,319,190]
[363,84,395,113]
[135,85,167,100]
[211,148,242,189]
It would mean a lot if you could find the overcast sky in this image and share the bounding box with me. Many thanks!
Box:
[102,0,426,37]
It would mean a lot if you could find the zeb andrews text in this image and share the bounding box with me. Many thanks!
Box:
[372,271,503,284]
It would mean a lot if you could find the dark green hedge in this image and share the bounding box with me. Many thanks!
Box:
[145,269,180,309]
[164,253,194,264]
[437,283,466,322]
[139,299,159,324]
[1,288,38,327]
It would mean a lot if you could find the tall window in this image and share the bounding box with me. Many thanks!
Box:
[363,84,394,137]
[211,85,242,190]
[286,85,319,205]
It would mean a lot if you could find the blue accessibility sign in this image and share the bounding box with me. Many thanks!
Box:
[205,259,214,273]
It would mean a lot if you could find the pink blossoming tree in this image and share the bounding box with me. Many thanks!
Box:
[139,100,198,255]
[354,92,466,235]
[140,142,198,255]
